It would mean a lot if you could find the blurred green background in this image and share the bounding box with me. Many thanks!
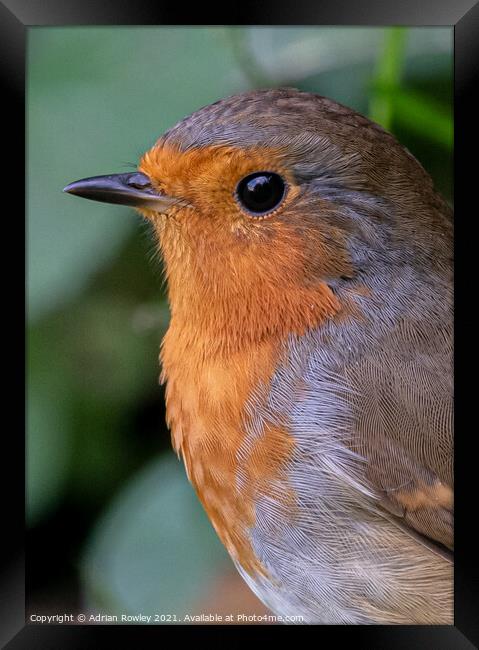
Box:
[27,26,452,622]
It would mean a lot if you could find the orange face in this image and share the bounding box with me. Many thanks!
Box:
[137,141,352,356]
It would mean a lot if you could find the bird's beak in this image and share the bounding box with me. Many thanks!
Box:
[63,172,182,211]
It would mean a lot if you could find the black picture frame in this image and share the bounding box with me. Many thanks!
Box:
[3,1,478,647]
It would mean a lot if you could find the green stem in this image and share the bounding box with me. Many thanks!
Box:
[369,28,408,129]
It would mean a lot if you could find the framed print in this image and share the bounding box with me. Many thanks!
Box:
[3,0,478,646]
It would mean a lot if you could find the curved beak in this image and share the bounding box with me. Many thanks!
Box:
[63,172,181,211]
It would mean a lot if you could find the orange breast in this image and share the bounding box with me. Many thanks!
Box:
[162,330,287,575]
[158,248,343,574]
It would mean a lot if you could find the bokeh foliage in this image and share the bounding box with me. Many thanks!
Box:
[27,27,452,616]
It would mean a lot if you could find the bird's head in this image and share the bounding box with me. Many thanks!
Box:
[65,89,447,354]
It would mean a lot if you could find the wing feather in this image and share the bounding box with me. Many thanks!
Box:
[344,317,453,551]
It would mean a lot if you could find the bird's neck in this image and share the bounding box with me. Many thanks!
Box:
[162,244,341,356]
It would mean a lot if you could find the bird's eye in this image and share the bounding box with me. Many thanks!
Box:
[235,172,286,217]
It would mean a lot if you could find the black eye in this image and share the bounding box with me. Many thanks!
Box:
[235,172,286,216]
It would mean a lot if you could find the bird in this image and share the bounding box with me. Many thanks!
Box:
[64,88,453,624]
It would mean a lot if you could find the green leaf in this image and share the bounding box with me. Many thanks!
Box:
[82,455,231,618]
[27,327,73,526]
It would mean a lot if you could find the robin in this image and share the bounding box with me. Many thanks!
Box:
[64,88,453,624]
